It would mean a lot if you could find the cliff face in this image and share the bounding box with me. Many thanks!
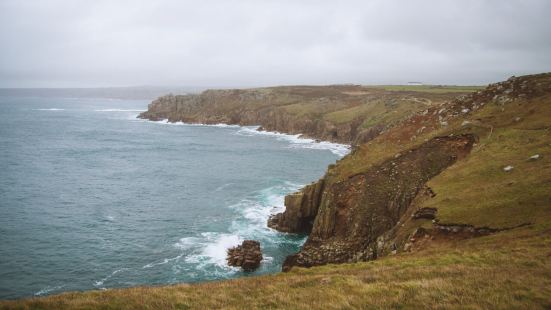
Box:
[281,134,475,270]
[267,179,325,233]
[274,73,551,270]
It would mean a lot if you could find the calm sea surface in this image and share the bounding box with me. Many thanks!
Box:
[0,96,346,299]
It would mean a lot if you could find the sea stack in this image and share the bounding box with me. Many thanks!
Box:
[227,240,263,271]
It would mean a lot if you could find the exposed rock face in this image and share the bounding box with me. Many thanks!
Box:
[268,179,325,233]
[412,207,437,220]
[280,134,476,271]
[227,240,263,271]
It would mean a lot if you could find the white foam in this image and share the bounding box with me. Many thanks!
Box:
[164,181,307,276]
[93,268,129,287]
[182,232,242,268]
[136,118,242,128]
[33,108,65,111]
[142,254,184,269]
[236,126,350,157]
[95,109,147,112]
[174,237,201,250]
[34,285,65,296]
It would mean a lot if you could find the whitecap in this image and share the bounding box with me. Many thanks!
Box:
[167,181,307,277]
[236,126,350,157]
[33,108,65,111]
[183,232,242,268]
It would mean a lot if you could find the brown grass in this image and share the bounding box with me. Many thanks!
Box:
[2,223,550,309]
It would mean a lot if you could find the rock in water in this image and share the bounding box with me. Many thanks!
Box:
[227,240,263,271]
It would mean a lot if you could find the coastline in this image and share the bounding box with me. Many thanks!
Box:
[136,117,352,157]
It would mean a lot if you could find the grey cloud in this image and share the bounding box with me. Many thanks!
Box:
[0,0,550,87]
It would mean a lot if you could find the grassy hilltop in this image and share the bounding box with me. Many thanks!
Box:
[2,74,550,309]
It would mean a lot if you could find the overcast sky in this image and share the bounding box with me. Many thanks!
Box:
[1,0,550,88]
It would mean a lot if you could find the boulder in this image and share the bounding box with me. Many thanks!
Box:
[227,240,263,271]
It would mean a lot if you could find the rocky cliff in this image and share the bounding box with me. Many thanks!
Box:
[271,73,551,270]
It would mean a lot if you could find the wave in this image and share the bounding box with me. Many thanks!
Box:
[33,108,65,111]
[236,126,351,157]
[158,181,305,274]
[94,109,147,112]
[137,118,350,157]
[141,119,241,128]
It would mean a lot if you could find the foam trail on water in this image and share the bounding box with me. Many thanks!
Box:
[93,268,129,287]
[236,126,350,157]
[135,118,241,128]
[33,108,65,111]
[34,285,65,296]
[136,117,351,157]
[142,254,185,269]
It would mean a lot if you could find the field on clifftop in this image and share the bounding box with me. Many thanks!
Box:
[2,74,551,309]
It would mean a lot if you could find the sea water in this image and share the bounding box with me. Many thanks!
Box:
[0,96,348,299]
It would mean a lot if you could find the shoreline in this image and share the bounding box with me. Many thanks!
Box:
[136,117,352,157]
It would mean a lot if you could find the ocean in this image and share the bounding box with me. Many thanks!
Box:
[0,95,347,299]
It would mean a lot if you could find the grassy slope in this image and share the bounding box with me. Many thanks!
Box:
[2,79,551,309]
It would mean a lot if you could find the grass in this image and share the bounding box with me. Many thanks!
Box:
[422,98,551,228]
[370,85,485,93]
[2,223,550,309]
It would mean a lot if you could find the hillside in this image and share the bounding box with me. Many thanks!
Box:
[2,74,550,309]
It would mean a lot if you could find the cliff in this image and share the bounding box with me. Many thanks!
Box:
[272,73,551,270]
[139,85,474,145]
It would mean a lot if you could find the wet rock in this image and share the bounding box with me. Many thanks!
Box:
[227,240,263,271]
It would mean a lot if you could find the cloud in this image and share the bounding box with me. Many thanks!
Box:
[0,0,550,87]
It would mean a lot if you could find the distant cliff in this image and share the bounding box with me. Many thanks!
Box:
[139,85,469,145]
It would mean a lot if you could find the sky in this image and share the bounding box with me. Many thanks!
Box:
[1,0,550,88]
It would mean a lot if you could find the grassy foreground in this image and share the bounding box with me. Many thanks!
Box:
[1,223,550,309]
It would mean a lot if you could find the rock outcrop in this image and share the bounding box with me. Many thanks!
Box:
[280,134,476,270]
[268,179,325,233]
[227,240,263,271]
